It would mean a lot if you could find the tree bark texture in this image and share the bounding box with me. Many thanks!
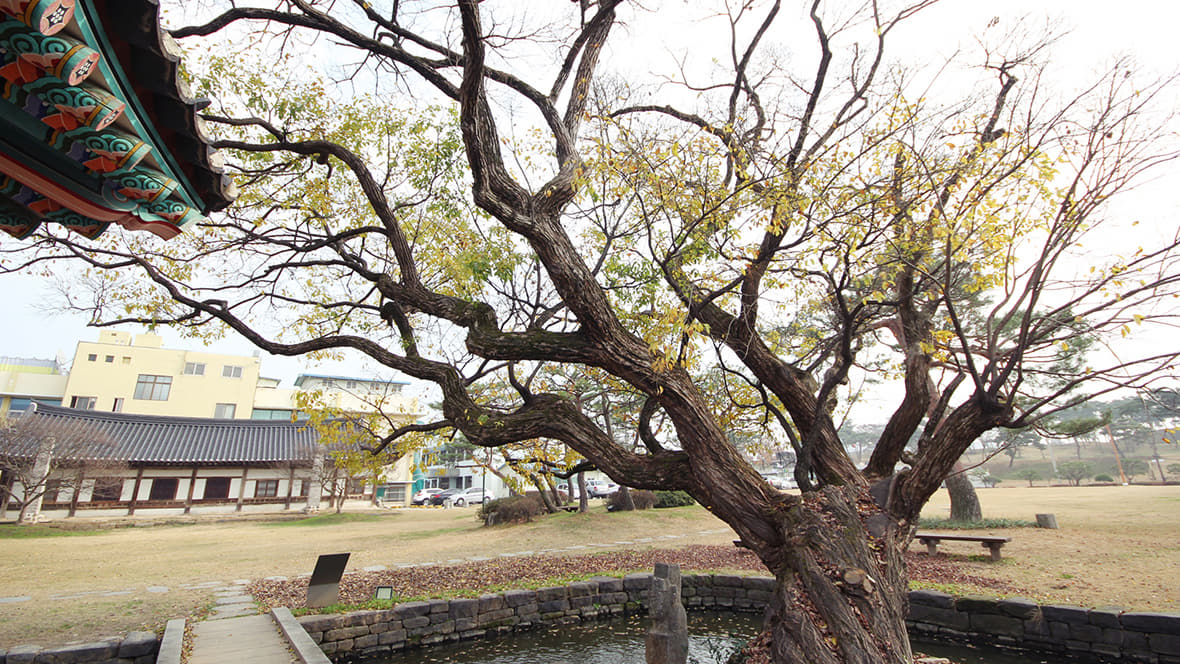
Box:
[751,486,912,664]
[946,461,982,522]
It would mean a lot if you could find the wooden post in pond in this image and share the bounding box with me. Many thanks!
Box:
[646,562,688,664]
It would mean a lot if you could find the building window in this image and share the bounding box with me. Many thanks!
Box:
[214,403,237,419]
[133,374,172,400]
[296,479,309,497]
[70,396,97,410]
[254,479,279,498]
[112,398,124,413]
[105,355,114,363]
[43,479,63,503]
[346,380,357,389]
[87,353,97,362]
[251,408,295,421]
[149,478,178,501]
[222,365,243,378]
[203,477,231,500]
[347,478,365,494]
[183,362,206,376]
[122,356,131,365]
[91,477,123,501]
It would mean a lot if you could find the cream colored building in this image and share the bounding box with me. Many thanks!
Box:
[62,330,262,419]
[56,331,423,424]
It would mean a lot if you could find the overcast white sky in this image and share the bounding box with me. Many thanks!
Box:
[1,0,1177,396]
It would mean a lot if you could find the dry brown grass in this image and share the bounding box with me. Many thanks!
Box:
[0,504,734,647]
[917,484,1180,611]
[2,484,1177,650]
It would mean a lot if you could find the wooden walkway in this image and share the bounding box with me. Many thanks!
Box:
[188,614,296,664]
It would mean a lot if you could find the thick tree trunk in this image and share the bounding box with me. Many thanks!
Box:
[946,461,981,522]
[752,486,912,664]
[615,485,635,511]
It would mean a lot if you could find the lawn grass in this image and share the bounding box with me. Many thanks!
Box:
[0,524,104,539]
[265,512,396,527]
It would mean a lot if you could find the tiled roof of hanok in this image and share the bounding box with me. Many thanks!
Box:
[0,0,235,240]
[12,403,318,466]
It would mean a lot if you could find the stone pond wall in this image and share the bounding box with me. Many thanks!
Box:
[4,577,1178,663]
[908,590,1180,664]
[0,631,157,664]
[300,574,1180,664]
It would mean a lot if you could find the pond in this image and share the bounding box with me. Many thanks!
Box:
[369,611,1060,664]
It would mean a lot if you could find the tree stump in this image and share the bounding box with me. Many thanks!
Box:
[1035,513,1058,529]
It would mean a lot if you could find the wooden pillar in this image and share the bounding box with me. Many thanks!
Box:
[235,467,249,512]
[127,467,144,515]
[284,466,295,510]
[68,468,84,518]
[183,467,199,514]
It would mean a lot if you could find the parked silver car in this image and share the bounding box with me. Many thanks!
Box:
[450,487,494,507]
[584,478,619,498]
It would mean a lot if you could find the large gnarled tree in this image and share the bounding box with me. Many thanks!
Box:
[4,2,1180,662]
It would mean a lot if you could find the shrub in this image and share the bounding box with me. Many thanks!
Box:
[479,495,542,525]
[631,490,656,510]
[1093,473,1115,483]
[654,490,696,508]
[607,489,656,511]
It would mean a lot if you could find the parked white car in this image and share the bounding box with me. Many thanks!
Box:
[411,488,444,505]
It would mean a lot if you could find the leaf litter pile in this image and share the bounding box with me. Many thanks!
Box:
[250,544,1019,610]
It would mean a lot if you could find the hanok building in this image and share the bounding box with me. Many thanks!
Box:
[1,0,233,239]
[0,402,413,521]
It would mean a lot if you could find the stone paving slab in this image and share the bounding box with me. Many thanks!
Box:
[189,614,295,664]
[210,602,260,619]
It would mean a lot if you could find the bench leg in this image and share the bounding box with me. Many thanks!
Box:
[984,543,1003,562]
[925,541,939,556]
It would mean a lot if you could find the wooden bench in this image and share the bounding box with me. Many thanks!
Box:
[915,532,1012,561]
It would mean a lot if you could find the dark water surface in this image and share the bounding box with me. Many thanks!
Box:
[372,612,1057,664]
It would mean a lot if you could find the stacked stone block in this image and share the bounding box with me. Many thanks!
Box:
[908,589,1180,663]
[0,631,157,664]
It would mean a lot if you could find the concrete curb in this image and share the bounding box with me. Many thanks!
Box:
[155,618,185,664]
[272,607,332,664]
